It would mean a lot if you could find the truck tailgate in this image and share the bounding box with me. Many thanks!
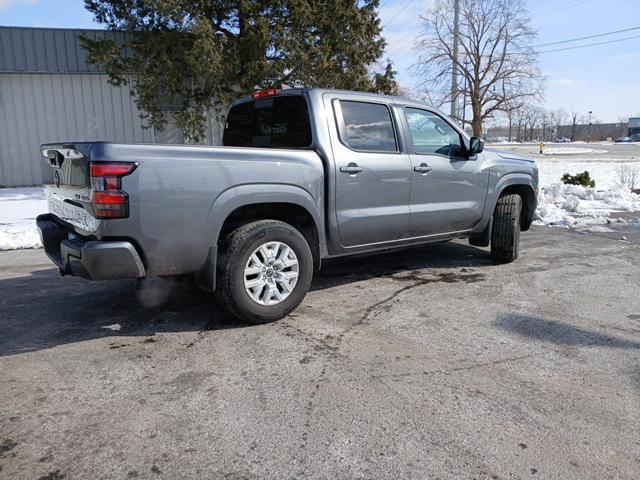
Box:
[40,143,97,234]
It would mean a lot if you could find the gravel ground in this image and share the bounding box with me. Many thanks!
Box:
[1,226,639,479]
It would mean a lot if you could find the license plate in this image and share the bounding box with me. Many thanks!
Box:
[47,194,99,232]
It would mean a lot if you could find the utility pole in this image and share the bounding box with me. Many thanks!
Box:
[587,110,593,142]
[461,58,468,127]
[450,0,460,120]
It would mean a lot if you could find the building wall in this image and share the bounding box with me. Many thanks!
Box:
[0,73,155,187]
[556,123,628,142]
[0,27,226,187]
[0,26,128,74]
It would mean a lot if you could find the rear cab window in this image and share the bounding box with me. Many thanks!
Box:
[337,100,398,153]
[223,95,312,148]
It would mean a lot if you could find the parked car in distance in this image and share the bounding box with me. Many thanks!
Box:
[555,137,571,143]
[630,134,640,142]
[615,137,633,143]
[37,88,538,323]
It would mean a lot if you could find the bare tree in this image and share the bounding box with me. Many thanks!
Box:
[549,108,568,139]
[570,112,578,142]
[413,0,542,136]
[615,164,640,192]
[513,104,527,141]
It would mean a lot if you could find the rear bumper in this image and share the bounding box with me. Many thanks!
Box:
[36,214,145,280]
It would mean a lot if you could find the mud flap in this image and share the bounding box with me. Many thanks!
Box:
[195,245,218,292]
[469,217,492,247]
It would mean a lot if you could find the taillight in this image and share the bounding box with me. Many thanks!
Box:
[91,163,136,177]
[252,88,280,99]
[90,162,137,219]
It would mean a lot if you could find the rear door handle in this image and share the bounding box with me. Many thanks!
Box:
[339,162,363,175]
[413,163,432,174]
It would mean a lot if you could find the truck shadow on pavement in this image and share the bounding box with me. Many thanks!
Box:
[0,241,493,357]
[313,240,494,290]
[496,315,640,350]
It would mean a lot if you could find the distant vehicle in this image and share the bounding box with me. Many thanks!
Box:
[615,137,633,143]
[37,88,538,323]
[630,134,640,142]
[555,137,571,143]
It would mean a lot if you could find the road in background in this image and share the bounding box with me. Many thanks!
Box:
[487,142,640,162]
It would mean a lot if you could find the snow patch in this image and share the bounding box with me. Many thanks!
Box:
[541,147,607,155]
[534,181,640,228]
[582,225,615,233]
[0,187,46,250]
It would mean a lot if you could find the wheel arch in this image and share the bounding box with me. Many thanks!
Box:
[469,173,537,246]
[498,183,537,231]
[217,202,321,269]
[196,184,325,292]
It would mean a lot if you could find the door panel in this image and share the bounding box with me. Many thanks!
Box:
[402,107,489,236]
[409,155,489,235]
[330,98,412,247]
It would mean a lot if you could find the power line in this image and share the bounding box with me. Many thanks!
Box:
[386,25,640,59]
[382,0,416,28]
[386,36,416,58]
[383,3,634,59]
[531,0,592,19]
[536,33,640,54]
[532,25,640,48]
[532,0,580,17]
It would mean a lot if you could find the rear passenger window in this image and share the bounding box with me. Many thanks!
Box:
[339,101,397,152]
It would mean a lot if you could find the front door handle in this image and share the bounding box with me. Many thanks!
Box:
[413,163,432,174]
[339,162,363,175]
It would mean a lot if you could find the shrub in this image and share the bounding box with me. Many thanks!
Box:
[561,171,595,188]
[615,164,640,191]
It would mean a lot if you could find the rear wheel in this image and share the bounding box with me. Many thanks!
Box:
[217,220,313,324]
[491,194,522,262]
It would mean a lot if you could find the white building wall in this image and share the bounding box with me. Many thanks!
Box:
[0,73,155,187]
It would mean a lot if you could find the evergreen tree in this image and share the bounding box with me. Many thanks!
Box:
[372,62,399,95]
[82,0,387,140]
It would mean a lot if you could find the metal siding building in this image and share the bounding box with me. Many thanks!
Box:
[629,118,640,137]
[0,26,223,187]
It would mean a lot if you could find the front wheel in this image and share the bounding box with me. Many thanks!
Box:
[217,220,313,324]
[491,194,522,262]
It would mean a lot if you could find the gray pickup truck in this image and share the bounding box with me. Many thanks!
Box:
[37,88,537,323]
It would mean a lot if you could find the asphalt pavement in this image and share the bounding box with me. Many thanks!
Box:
[488,142,640,161]
[1,226,639,479]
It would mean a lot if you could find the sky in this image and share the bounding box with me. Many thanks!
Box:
[1,0,638,123]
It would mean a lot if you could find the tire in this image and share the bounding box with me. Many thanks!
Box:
[491,194,522,263]
[217,220,313,324]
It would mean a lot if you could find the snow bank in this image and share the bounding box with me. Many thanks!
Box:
[534,182,640,227]
[0,187,46,250]
[541,147,607,155]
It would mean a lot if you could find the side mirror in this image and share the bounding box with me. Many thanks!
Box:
[469,136,484,156]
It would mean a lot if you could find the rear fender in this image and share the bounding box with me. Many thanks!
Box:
[196,184,326,291]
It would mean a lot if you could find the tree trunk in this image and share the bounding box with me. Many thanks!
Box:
[471,99,483,136]
[508,114,512,142]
